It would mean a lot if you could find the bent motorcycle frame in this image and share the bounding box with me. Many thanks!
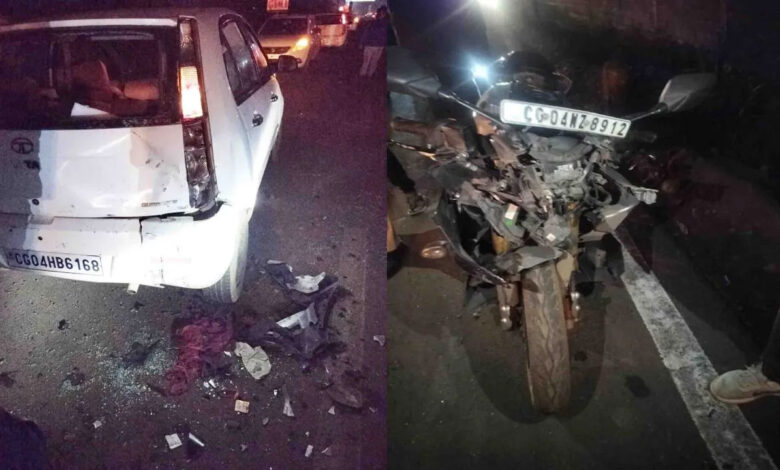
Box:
[429,165,643,288]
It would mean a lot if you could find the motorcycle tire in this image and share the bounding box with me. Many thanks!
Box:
[521,261,571,413]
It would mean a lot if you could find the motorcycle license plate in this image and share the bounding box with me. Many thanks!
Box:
[500,100,631,139]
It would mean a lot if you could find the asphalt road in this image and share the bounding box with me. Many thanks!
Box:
[0,41,386,469]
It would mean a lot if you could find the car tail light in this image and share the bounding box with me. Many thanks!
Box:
[179,66,202,119]
[292,36,310,51]
[179,18,216,210]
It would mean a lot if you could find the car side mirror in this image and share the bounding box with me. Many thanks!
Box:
[277,55,298,72]
[658,73,716,112]
[387,47,442,99]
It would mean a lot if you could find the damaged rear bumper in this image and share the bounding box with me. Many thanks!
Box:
[0,205,243,289]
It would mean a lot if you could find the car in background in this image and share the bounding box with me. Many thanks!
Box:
[0,8,297,303]
[258,14,321,68]
[316,13,348,48]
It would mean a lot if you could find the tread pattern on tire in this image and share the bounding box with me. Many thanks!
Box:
[522,261,571,413]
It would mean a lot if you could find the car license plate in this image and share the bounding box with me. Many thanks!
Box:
[499,100,631,139]
[5,249,103,276]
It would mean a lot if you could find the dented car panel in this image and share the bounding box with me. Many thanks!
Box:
[0,126,190,218]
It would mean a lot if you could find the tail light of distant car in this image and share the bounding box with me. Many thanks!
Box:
[291,36,310,51]
[178,18,216,210]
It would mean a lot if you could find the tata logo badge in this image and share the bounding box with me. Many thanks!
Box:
[11,137,34,155]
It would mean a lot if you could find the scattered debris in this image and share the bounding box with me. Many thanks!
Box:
[240,444,248,452]
[262,417,270,426]
[372,335,386,346]
[326,384,364,409]
[188,433,205,447]
[160,314,233,396]
[276,304,316,329]
[266,261,325,294]
[130,301,144,313]
[235,400,250,414]
[0,371,16,388]
[283,397,295,418]
[92,420,102,429]
[369,407,377,413]
[121,340,159,368]
[290,273,326,294]
[234,342,272,380]
[165,433,183,450]
[305,445,314,458]
[321,446,333,456]
[241,281,343,367]
[328,406,336,415]
[57,319,68,330]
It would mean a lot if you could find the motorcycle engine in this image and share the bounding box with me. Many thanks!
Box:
[528,135,592,202]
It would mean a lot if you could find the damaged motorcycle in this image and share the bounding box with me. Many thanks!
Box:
[387,47,714,413]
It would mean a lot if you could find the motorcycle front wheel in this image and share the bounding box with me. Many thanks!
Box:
[521,261,572,413]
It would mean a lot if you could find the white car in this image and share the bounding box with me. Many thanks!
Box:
[0,8,296,303]
[316,13,348,48]
[258,14,322,68]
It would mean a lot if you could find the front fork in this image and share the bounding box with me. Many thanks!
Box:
[492,213,582,331]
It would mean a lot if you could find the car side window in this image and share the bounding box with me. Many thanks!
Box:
[220,20,263,103]
[236,21,271,86]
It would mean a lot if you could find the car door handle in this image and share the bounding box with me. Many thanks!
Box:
[252,113,264,127]
[270,93,279,103]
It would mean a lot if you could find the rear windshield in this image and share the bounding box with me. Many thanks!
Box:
[260,18,307,35]
[0,27,179,130]
[318,14,343,25]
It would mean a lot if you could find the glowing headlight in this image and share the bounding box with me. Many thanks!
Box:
[472,64,489,80]
[292,36,310,51]
[478,0,500,8]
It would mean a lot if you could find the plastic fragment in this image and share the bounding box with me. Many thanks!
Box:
[234,342,272,380]
[305,445,314,458]
[235,399,250,414]
[188,433,205,447]
[165,433,183,450]
[283,397,294,417]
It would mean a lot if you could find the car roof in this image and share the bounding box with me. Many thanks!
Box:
[0,7,241,32]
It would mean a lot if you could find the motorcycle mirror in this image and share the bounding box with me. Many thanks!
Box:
[657,73,716,113]
[276,55,299,73]
[387,46,443,99]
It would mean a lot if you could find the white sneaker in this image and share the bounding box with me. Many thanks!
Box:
[710,364,780,404]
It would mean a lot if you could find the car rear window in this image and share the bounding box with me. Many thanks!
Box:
[0,27,179,130]
[317,14,343,25]
[260,18,308,35]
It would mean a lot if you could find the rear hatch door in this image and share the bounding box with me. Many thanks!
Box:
[0,23,191,218]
